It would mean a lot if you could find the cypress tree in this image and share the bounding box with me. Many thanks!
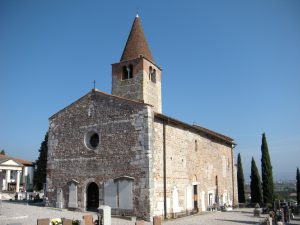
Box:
[250,157,262,205]
[0,149,5,155]
[237,153,246,203]
[297,167,300,205]
[33,132,48,190]
[261,133,274,204]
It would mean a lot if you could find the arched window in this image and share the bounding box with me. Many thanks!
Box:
[151,69,156,83]
[122,66,127,80]
[149,66,152,80]
[149,66,156,83]
[128,64,133,78]
[122,65,133,80]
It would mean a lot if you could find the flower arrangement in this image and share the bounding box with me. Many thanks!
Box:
[72,220,80,225]
[49,218,81,225]
[51,218,62,225]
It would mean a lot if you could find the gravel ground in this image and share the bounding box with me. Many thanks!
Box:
[1,201,294,225]
[163,209,266,225]
[1,201,147,225]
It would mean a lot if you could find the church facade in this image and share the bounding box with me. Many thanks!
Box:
[46,15,238,220]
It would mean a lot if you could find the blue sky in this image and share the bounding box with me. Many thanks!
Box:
[0,0,299,181]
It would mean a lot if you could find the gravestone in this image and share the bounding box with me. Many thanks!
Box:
[62,218,72,225]
[172,186,179,214]
[104,181,117,208]
[153,216,161,225]
[135,221,145,225]
[83,215,94,225]
[118,179,133,210]
[68,181,78,208]
[56,188,63,208]
[99,205,111,225]
[268,217,273,225]
[37,218,50,225]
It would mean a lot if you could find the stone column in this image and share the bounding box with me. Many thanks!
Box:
[16,170,21,192]
[5,169,11,190]
[0,169,3,191]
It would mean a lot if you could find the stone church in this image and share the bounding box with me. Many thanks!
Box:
[46,15,238,220]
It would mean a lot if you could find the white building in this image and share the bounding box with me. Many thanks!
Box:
[0,155,34,192]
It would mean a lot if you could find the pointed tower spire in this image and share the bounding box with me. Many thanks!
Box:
[112,15,162,113]
[120,15,154,63]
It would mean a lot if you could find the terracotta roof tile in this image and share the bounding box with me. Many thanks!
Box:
[154,113,235,146]
[120,15,154,63]
[0,154,33,166]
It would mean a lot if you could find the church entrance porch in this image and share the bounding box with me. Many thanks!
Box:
[0,164,23,192]
[86,182,99,211]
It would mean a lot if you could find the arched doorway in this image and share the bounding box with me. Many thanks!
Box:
[86,182,99,211]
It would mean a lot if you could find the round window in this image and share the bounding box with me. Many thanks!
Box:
[85,131,99,150]
[90,133,99,148]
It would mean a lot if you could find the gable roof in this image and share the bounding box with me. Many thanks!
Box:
[154,113,235,146]
[0,155,32,166]
[49,89,152,120]
[120,15,154,63]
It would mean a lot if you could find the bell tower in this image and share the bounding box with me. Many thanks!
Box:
[111,15,162,113]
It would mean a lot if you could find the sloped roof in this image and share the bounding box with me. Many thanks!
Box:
[154,113,235,146]
[120,15,154,63]
[0,154,33,166]
[50,89,152,120]
[0,156,11,164]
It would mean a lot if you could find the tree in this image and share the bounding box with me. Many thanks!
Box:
[261,133,274,204]
[297,167,300,205]
[250,157,262,205]
[33,132,48,190]
[26,175,31,191]
[0,149,5,155]
[237,153,246,203]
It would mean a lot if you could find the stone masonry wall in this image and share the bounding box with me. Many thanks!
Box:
[142,59,162,113]
[112,57,162,113]
[152,118,236,218]
[112,58,144,103]
[47,90,153,219]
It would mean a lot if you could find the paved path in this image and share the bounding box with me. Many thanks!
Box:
[1,201,299,225]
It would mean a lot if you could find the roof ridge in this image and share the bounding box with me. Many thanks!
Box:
[49,89,153,120]
[93,89,153,106]
[0,154,33,166]
[154,113,234,145]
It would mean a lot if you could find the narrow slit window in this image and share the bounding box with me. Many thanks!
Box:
[122,66,128,80]
[149,66,156,83]
[151,69,156,83]
[149,66,152,80]
[128,64,133,78]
